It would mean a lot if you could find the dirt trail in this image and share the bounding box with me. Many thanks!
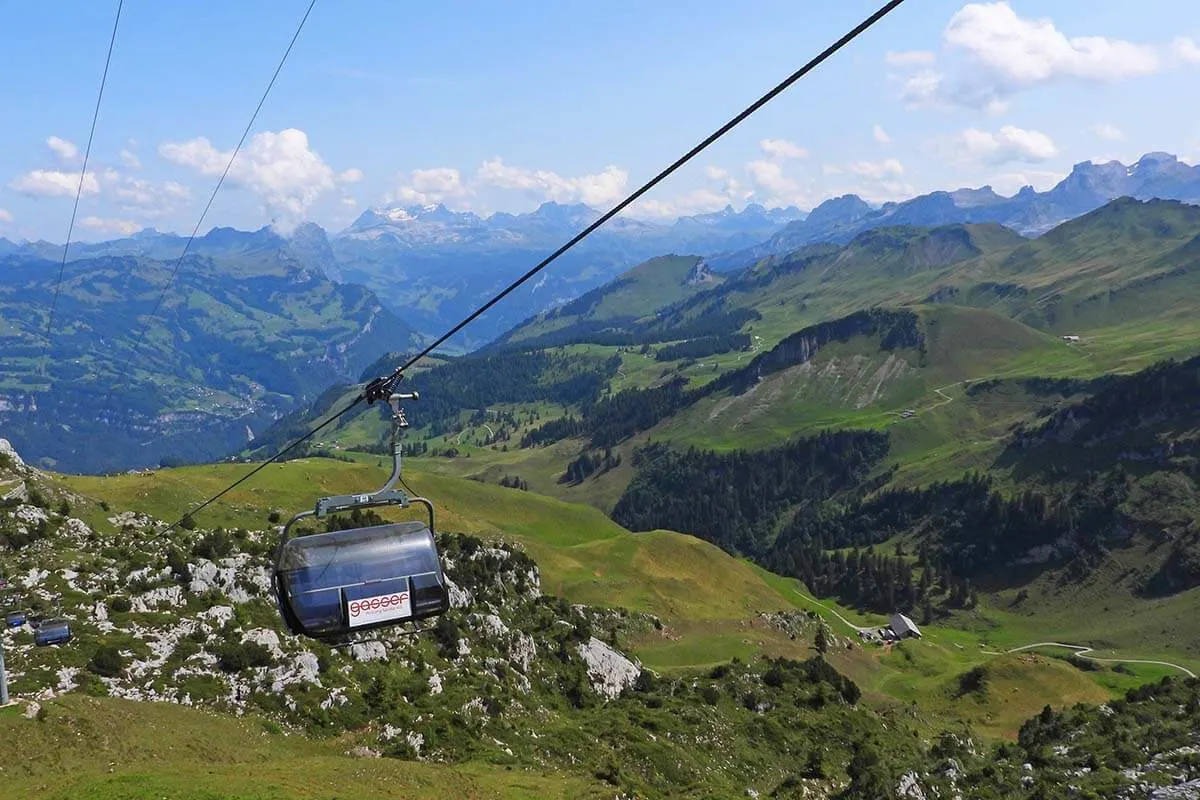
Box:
[984,642,1196,678]
[793,590,876,634]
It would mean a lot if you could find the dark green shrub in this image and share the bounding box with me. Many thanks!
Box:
[214,641,275,673]
[88,644,126,678]
[108,596,132,614]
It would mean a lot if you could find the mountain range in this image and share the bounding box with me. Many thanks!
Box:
[3,151,1200,473]
[328,200,805,343]
[708,151,1200,268]
[4,153,1198,349]
[0,241,419,472]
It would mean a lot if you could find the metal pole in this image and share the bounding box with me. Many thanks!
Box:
[0,638,9,706]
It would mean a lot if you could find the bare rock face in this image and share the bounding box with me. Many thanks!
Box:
[445,576,471,609]
[0,438,26,469]
[576,636,641,699]
[898,772,928,800]
[243,628,284,659]
[350,641,388,662]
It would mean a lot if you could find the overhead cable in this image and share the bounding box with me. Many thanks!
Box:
[128,0,318,362]
[41,0,125,375]
[166,0,909,531]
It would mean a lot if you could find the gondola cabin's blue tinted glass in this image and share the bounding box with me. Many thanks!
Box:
[275,521,449,639]
[6,611,26,628]
[34,620,71,646]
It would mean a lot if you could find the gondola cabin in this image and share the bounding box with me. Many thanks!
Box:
[34,619,71,646]
[275,520,449,641]
[270,389,452,642]
[5,610,26,628]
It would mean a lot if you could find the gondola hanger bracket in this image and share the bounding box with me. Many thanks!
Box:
[314,489,409,518]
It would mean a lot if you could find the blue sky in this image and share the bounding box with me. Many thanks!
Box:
[1,0,1199,241]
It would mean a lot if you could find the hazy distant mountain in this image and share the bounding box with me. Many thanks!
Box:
[6,152,1197,349]
[327,201,806,345]
[0,234,419,473]
[708,152,1200,270]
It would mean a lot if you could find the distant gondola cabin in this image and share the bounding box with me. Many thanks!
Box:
[34,619,71,646]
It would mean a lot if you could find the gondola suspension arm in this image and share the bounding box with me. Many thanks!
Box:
[278,391,433,546]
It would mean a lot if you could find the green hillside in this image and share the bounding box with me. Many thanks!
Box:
[57,457,810,668]
[7,427,1200,797]
[57,198,1199,744]
[271,200,1200,477]
[0,696,603,800]
[497,254,719,346]
[0,243,420,473]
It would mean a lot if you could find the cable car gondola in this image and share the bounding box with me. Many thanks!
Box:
[33,619,71,646]
[272,391,450,642]
[5,610,26,628]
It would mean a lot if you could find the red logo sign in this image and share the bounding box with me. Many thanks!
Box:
[348,592,410,617]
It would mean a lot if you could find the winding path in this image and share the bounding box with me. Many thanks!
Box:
[793,590,876,634]
[986,642,1196,678]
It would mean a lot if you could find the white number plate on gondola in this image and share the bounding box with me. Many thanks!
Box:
[347,590,412,627]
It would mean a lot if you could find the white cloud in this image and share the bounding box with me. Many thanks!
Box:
[734,141,812,207]
[47,136,79,163]
[388,167,471,206]
[80,216,141,236]
[112,175,193,209]
[338,167,364,183]
[885,50,936,66]
[945,2,1159,85]
[759,138,808,160]
[957,125,1059,164]
[159,128,337,225]
[476,158,628,207]
[988,169,1067,195]
[849,159,905,179]
[119,148,141,169]
[872,124,892,144]
[0,208,12,223]
[1090,123,1124,141]
[163,181,191,200]
[341,196,358,207]
[9,169,99,197]
[897,3,1164,111]
[855,181,917,204]
[633,163,753,218]
[1173,36,1200,64]
[822,164,843,176]
[636,188,734,219]
[899,69,947,107]
[115,177,157,205]
[899,67,1011,114]
[746,160,798,194]
[634,166,752,218]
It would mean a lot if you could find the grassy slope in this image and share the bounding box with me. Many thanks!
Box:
[423,298,1198,494]
[40,205,1200,754]
[55,457,1198,730]
[269,206,1200,509]
[58,459,811,671]
[0,696,603,800]
[503,255,713,345]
